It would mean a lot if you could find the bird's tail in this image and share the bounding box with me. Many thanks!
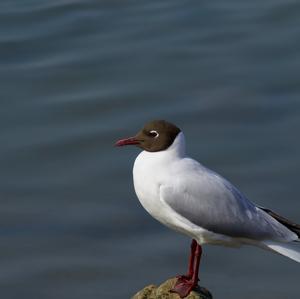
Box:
[263,240,300,263]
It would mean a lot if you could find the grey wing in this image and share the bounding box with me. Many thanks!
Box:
[160,167,297,242]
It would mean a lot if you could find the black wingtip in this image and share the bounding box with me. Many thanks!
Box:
[260,206,300,238]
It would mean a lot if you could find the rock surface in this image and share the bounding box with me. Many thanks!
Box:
[132,278,213,299]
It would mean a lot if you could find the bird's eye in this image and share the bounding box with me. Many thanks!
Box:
[149,130,159,138]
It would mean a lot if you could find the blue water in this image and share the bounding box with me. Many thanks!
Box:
[0,1,300,298]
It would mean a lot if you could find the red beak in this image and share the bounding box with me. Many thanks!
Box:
[115,137,140,147]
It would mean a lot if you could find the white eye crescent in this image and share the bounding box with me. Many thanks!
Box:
[150,130,159,138]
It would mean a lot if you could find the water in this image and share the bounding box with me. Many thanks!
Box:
[0,1,300,298]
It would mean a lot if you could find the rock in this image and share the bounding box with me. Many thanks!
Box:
[132,278,213,299]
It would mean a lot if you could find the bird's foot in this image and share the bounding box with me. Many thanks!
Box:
[175,274,191,280]
[170,277,198,298]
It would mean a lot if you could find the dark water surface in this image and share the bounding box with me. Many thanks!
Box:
[1,1,300,298]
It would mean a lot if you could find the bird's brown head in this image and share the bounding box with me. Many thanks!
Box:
[115,120,181,152]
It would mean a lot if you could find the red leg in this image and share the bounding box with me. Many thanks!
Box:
[171,242,202,298]
[187,239,198,278]
[191,243,202,284]
[176,239,197,280]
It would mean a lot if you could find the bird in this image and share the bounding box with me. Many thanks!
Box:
[115,120,300,298]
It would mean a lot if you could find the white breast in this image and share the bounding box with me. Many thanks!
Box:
[132,133,205,238]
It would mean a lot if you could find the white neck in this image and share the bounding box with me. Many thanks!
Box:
[138,132,186,161]
[164,131,186,158]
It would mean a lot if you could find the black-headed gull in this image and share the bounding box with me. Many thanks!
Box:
[116,120,300,298]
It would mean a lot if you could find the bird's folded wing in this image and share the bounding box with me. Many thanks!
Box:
[160,171,297,242]
[259,206,300,239]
